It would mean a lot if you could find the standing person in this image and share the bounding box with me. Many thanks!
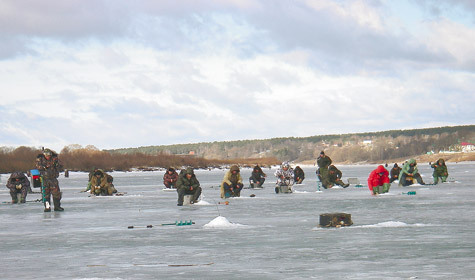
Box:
[389,163,402,183]
[176,167,201,206]
[6,172,31,203]
[431,159,448,184]
[163,167,179,189]
[327,165,350,188]
[35,148,63,212]
[398,159,425,186]
[221,165,244,198]
[293,166,305,184]
[316,151,332,188]
[367,165,391,195]
[249,165,266,188]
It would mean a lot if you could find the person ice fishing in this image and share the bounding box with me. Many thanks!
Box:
[293,166,305,184]
[389,163,402,183]
[398,159,425,186]
[326,165,349,188]
[6,172,31,203]
[35,148,63,212]
[316,151,332,188]
[275,161,294,192]
[431,158,448,184]
[176,167,201,206]
[90,169,116,196]
[221,165,244,198]
[367,165,391,195]
[249,165,266,188]
[163,167,179,189]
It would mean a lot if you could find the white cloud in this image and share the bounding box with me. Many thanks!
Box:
[0,0,474,151]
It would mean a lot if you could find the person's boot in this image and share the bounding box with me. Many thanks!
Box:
[11,197,18,204]
[19,196,26,203]
[44,197,51,212]
[53,198,64,211]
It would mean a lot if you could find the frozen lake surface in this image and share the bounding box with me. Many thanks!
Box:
[1,162,475,279]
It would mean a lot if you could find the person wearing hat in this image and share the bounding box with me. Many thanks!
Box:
[275,161,295,187]
[389,163,402,183]
[293,166,305,184]
[163,167,179,189]
[220,165,243,198]
[89,169,115,196]
[6,172,31,203]
[430,158,448,184]
[249,165,266,188]
[176,167,202,206]
[316,151,332,188]
[35,148,63,211]
[327,165,349,188]
[367,165,390,195]
[398,159,425,186]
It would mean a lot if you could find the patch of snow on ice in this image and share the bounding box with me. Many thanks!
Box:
[203,216,245,229]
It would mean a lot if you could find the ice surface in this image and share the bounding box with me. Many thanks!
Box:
[1,162,475,279]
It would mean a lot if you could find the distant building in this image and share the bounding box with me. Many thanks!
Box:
[460,142,475,152]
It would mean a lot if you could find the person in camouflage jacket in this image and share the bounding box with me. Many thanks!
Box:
[398,159,425,186]
[35,148,63,211]
[90,169,115,196]
[431,158,448,184]
[6,172,31,203]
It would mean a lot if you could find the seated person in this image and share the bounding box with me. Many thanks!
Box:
[163,167,179,189]
[389,163,402,183]
[177,167,201,206]
[106,174,118,194]
[89,170,115,196]
[221,165,243,198]
[293,166,305,184]
[431,158,448,184]
[367,165,390,195]
[6,172,31,203]
[398,159,425,186]
[249,165,266,188]
[325,165,349,188]
[275,162,294,187]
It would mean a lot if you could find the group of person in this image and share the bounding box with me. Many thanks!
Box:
[368,158,449,195]
[316,151,350,189]
[4,147,451,209]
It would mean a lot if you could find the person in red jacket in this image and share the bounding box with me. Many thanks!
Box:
[367,165,390,195]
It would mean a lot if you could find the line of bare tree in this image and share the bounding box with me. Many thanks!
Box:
[0,145,280,174]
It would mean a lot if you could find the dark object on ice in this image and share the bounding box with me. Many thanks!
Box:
[250,194,256,197]
[319,213,353,227]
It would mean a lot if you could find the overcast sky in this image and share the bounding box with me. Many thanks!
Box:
[1,0,474,152]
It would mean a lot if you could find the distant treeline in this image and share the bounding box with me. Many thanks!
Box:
[107,125,475,163]
[0,145,280,174]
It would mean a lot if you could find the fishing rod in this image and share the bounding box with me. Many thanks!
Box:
[127,220,195,229]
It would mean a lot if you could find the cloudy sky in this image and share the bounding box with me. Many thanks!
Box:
[1,0,474,152]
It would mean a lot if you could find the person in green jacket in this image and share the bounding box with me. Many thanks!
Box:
[316,151,332,188]
[431,158,448,184]
[176,167,201,206]
[398,159,425,186]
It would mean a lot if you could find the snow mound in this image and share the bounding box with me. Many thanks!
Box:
[203,216,245,229]
[194,200,211,205]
